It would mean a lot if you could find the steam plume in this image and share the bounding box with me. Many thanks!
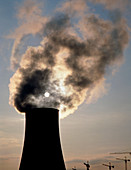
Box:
[8,0,48,69]
[9,0,129,118]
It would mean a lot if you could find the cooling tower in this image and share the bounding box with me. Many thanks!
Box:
[19,108,66,170]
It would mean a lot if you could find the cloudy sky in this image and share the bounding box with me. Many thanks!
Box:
[0,0,131,170]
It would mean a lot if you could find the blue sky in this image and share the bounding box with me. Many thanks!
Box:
[0,0,131,170]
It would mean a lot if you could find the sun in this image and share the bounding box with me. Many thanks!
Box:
[44,92,50,97]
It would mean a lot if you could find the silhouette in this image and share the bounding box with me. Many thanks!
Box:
[102,162,114,170]
[116,156,130,170]
[19,108,66,170]
[84,161,90,170]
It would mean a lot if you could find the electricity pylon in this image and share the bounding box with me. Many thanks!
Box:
[116,156,130,170]
[102,162,114,170]
[84,161,90,170]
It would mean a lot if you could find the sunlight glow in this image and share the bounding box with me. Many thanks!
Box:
[44,92,50,97]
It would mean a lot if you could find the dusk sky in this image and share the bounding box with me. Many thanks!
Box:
[0,0,131,170]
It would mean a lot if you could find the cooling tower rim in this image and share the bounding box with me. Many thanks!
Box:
[23,107,59,113]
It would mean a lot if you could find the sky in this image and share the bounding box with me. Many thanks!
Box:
[0,0,131,170]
